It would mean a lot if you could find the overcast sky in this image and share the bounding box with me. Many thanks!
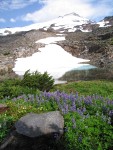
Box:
[0,0,113,28]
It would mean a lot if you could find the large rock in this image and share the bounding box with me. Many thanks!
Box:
[15,111,64,138]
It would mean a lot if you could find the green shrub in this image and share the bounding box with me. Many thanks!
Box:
[21,70,54,91]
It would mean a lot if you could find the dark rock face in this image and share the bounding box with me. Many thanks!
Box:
[15,111,64,138]
[0,131,65,150]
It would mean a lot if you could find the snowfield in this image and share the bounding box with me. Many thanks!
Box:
[13,36,90,83]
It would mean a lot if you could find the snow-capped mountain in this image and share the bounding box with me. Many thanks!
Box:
[0,12,113,80]
[97,16,113,27]
[0,12,93,36]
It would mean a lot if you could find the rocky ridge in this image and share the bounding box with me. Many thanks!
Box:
[58,25,113,68]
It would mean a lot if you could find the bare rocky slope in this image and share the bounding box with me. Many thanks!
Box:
[58,25,113,68]
[0,30,56,79]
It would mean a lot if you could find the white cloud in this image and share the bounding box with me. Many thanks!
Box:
[10,18,16,22]
[0,18,6,23]
[22,0,113,22]
[0,0,39,10]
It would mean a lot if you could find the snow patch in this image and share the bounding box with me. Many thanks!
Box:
[35,36,65,44]
[97,20,111,27]
[13,36,90,81]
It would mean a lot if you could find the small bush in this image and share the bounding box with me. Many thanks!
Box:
[21,70,54,91]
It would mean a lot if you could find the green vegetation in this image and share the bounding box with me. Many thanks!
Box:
[0,73,113,149]
[54,80,113,98]
[22,70,54,91]
[0,70,54,99]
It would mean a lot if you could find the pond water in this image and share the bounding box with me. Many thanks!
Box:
[13,36,112,84]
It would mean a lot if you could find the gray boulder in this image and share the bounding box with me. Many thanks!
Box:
[15,111,64,138]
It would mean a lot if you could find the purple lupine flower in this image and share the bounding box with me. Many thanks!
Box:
[76,108,83,116]
[69,93,75,102]
[107,100,113,105]
[82,107,86,113]
[64,103,69,113]
[70,105,76,112]
[22,94,28,101]
[12,97,17,101]
[72,118,76,129]
[109,110,113,117]
[58,103,63,110]
[28,94,35,102]
[45,92,51,99]
[36,95,39,101]
[84,96,92,105]
[55,96,60,103]
[95,94,100,100]
[56,90,60,95]
[61,108,66,114]
[61,93,68,103]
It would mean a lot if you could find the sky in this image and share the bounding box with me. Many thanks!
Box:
[0,0,113,28]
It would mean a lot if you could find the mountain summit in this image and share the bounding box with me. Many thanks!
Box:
[46,12,92,32]
[0,12,93,35]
